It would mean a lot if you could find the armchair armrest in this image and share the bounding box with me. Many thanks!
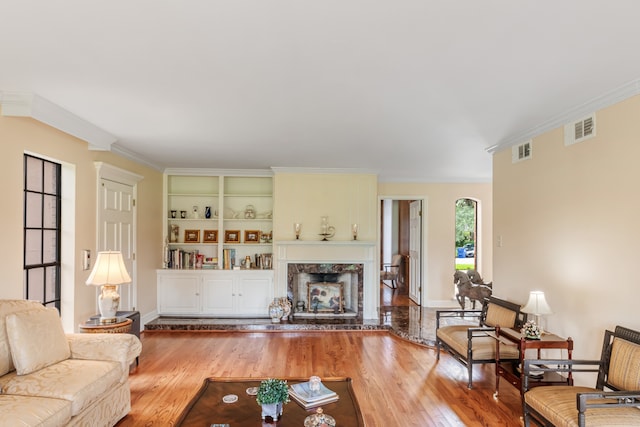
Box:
[436,309,482,329]
[522,359,602,392]
[67,333,142,372]
[577,389,640,424]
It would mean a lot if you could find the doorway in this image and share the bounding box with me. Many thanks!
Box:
[380,198,423,307]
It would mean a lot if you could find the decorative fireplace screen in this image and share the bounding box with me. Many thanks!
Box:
[307,282,344,313]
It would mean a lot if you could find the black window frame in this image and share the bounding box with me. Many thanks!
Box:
[23,154,61,311]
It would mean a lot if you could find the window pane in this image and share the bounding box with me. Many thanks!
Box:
[25,193,43,228]
[25,230,42,265]
[45,266,58,302]
[43,195,57,228]
[43,162,58,194]
[25,156,43,192]
[27,268,44,301]
[43,230,57,263]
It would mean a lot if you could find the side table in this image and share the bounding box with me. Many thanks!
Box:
[494,326,573,397]
[79,317,132,333]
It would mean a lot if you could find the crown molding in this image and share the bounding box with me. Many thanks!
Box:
[0,91,117,150]
[486,78,640,154]
[270,167,379,175]
[111,143,163,172]
[163,167,273,176]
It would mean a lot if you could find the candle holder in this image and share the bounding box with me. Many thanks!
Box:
[294,223,302,240]
[319,216,335,241]
[352,224,358,240]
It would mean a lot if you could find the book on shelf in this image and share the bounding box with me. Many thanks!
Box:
[222,248,236,269]
[288,381,339,409]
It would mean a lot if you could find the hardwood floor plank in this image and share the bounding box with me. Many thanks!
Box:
[117,331,522,426]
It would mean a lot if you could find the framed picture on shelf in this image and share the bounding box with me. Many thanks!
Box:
[203,229,218,243]
[184,229,200,243]
[244,230,260,243]
[224,230,240,243]
[307,282,344,313]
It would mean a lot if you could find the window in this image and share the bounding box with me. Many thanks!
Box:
[455,198,477,271]
[24,154,61,310]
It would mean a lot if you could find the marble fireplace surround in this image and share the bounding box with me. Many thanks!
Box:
[288,263,363,318]
[275,241,377,321]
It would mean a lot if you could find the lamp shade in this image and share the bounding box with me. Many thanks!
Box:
[86,251,131,286]
[521,291,553,315]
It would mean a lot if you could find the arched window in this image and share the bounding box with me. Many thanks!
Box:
[455,198,477,271]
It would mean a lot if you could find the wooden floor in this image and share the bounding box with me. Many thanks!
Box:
[117,331,523,426]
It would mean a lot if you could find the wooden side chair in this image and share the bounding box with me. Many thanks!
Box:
[380,254,403,289]
[436,296,527,388]
[523,325,640,426]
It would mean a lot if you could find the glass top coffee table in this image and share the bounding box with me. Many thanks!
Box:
[175,377,364,426]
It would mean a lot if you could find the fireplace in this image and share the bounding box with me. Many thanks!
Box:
[287,263,363,319]
[275,240,377,321]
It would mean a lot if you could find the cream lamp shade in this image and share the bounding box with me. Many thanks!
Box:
[521,291,552,332]
[86,251,131,323]
[521,291,553,316]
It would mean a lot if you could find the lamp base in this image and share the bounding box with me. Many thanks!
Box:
[98,285,120,323]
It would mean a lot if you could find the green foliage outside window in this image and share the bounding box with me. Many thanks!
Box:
[455,198,476,249]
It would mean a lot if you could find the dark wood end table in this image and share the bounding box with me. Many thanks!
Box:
[494,326,573,397]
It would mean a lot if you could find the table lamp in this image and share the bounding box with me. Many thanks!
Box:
[521,291,553,333]
[86,251,131,323]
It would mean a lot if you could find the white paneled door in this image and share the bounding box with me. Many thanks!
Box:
[409,200,422,304]
[98,178,135,311]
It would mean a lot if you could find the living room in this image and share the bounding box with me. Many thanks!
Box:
[2,2,640,425]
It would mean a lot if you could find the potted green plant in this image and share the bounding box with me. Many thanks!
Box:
[256,378,290,421]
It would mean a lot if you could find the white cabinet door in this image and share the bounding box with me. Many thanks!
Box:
[237,275,273,316]
[202,276,235,315]
[158,273,201,314]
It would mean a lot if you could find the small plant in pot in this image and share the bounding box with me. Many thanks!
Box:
[256,378,290,421]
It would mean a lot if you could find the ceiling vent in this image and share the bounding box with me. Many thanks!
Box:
[512,140,532,163]
[564,113,596,146]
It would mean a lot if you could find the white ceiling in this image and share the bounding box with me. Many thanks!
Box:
[3,1,640,182]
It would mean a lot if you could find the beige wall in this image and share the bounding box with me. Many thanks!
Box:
[273,172,378,241]
[378,182,493,306]
[493,95,640,360]
[0,113,163,331]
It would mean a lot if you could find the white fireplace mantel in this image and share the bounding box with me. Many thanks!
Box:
[275,240,378,320]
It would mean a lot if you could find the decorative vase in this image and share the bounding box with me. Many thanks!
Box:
[261,402,283,421]
[205,206,211,219]
[269,298,284,323]
[280,297,292,321]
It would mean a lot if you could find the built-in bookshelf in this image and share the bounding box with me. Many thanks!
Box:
[163,170,273,270]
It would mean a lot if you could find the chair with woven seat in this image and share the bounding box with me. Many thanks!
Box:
[380,254,403,289]
[522,325,640,427]
[436,296,527,388]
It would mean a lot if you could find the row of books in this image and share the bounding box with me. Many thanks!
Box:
[167,249,199,269]
[288,380,339,409]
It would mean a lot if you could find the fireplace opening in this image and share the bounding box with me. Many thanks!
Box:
[287,263,363,319]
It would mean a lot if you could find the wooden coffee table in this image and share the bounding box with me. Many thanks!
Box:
[175,377,364,426]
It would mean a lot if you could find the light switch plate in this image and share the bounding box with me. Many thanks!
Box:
[82,250,91,270]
